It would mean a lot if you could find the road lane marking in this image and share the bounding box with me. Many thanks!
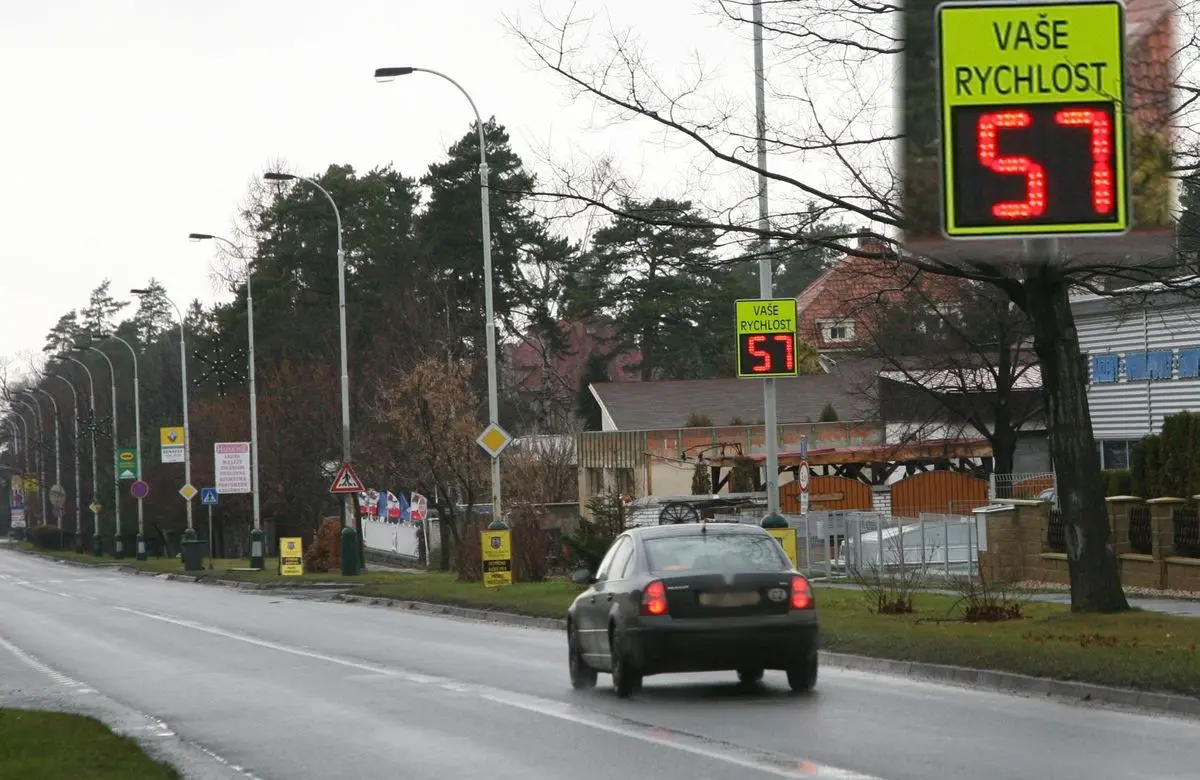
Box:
[114,605,883,779]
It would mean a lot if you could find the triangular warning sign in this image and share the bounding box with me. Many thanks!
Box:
[329,462,365,494]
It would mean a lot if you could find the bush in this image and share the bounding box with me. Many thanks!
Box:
[690,462,711,495]
[452,511,487,582]
[729,456,756,493]
[562,493,625,573]
[28,524,67,550]
[510,510,551,583]
[302,518,343,573]
[1131,411,1200,498]
[1103,469,1132,496]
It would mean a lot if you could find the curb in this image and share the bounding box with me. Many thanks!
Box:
[333,592,1200,719]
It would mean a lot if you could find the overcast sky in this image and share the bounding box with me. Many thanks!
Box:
[3,0,785,365]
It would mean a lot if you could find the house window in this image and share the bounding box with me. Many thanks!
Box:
[819,319,855,343]
[1125,351,1173,381]
[1101,440,1132,470]
[1091,354,1118,383]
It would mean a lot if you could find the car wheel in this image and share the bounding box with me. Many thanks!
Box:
[737,668,764,685]
[787,648,818,693]
[568,624,597,690]
[610,627,642,698]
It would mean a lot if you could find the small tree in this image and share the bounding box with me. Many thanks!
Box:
[729,456,757,493]
[563,493,625,572]
[684,412,714,427]
[819,403,839,422]
[690,462,712,495]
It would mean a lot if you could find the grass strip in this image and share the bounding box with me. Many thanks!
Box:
[0,709,179,779]
[356,574,1200,697]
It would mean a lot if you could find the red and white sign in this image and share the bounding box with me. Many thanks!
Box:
[214,442,252,495]
[330,462,365,494]
[410,492,428,522]
[797,460,810,492]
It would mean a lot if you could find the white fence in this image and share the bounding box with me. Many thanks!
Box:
[361,519,421,560]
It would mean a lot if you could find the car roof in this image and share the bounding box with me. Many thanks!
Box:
[624,522,772,541]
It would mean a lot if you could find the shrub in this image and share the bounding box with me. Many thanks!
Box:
[1131,411,1200,498]
[28,524,67,550]
[510,510,551,583]
[949,570,1026,622]
[302,518,343,573]
[729,456,757,493]
[1103,469,1132,497]
[690,462,712,495]
[453,510,487,582]
[562,493,625,572]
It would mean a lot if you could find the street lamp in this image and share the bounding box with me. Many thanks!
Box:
[14,399,46,525]
[262,171,358,574]
[85,345,123,558]
[131,288,195,538]
[97,334,147,560]
[48,374,81,539]
[26,388,61,529]
[59,354,100,553]
[190,232,264,568]
[374,65,505,526]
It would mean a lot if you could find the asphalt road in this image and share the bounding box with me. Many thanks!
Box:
[1,547,1198,780]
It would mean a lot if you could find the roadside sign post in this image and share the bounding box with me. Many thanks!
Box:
[737,298,799,531]
[481,528,513,588]
[329,463,364,576]
[279,537,304,576]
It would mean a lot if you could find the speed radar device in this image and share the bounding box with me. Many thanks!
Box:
[736,298,799,379]
[937,0,1129,238]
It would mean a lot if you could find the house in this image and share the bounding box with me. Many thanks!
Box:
[1075,278,1200,470]
[587,356,882,432]
[792,236,968,354]
[505,319,640,431]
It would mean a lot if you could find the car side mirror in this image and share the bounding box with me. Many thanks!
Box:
[570,568,595,585]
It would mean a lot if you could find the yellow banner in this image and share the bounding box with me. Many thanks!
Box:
[279,537,304,576]
[481,529,512,587]
[160,426,185,447]
[767,527,798,569]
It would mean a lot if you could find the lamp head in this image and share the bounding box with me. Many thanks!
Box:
[263,172,295,182]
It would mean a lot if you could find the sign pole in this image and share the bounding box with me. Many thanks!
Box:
[207,504,214,569]
[751,0,784,524]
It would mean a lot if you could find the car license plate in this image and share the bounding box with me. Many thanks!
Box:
[699,591,760,607]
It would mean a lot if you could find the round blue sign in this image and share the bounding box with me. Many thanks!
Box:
[130,479,150,500]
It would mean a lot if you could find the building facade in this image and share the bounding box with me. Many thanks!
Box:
[1076,284,1200,470]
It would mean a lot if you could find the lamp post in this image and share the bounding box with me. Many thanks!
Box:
[48,374,81,539]
[373,66,505,528]
[27,388,61,529]
[190,232,264,568]
[262,171,358,575]
[60,354,100,553]
[132,289,195,538]
[86,346,123,558]
[14,399,46,525]
[99,334,147,560]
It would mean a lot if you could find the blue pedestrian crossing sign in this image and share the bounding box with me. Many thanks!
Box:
[200,488,219,506]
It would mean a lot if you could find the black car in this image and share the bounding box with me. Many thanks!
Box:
[566,521,819,698]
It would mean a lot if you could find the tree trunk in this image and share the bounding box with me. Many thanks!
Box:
[1022,268,1128,613]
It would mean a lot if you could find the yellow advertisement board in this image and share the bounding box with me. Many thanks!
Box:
[767,527,798,569]
[279,537,304,576]
[160,426,186,447]
[481,529,512,588]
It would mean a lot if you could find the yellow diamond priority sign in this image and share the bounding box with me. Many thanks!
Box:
[179,484,198,501]
[476,423,512,458]
[88,501,101,514]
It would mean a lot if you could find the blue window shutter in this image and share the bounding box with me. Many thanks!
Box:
[1179,349,1200,378]
[1125,352,1148,381]
[1091,354,1118,383]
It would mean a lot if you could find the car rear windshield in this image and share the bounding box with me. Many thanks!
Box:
[643,533,791,573]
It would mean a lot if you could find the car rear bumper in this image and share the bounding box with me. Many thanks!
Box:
[625,613,819,675]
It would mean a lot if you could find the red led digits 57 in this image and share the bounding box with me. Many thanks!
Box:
[975,107,1114,221]
[746,334,796,374]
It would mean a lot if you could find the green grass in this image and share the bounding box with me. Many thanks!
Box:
[0,709,179,779]
[354,574,586,618]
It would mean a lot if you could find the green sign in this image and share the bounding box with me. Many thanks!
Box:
[937,0,1128,238]
[116,448,138,481]
[735,298,799,379]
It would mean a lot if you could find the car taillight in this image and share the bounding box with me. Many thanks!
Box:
[641,580,667,616]
[791,575,813,610]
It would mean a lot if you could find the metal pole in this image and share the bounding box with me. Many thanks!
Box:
[376,67,502,523]
[282,177,357,575]
[49,375,80,539]
[752,2,782,520]
[105,335,146,560]
[29,389,61,529]
[61,355,99,552]
[88,346,122,558]
[197,234,263,566]
[16,401,46,525]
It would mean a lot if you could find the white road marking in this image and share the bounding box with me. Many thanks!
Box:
[114,605,882,779]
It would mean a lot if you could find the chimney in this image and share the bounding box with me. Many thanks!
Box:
[855,228,893,258]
